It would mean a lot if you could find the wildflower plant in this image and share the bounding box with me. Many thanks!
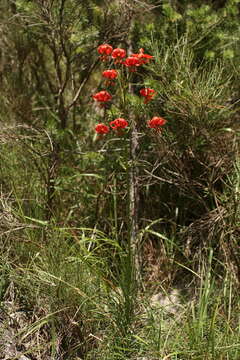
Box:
[91,44,168,312]
[93,44,167,138]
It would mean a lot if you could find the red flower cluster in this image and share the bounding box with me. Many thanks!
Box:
[97,43,153,71]
[93,44,167,137]
[95,118,128,135]
[97,44,126,63]
[92,90,112,103]
[148,116,167,131]
[140,88,156,103]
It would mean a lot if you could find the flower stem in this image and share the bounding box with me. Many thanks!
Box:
[127,37,141,287]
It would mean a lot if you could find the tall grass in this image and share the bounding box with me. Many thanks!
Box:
[0,194,239,359]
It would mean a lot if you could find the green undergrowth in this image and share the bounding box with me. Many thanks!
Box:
[0,1,240,358]
[0,218,239,359]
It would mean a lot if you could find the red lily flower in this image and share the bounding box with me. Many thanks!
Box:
[102,69,118,79]
[92,90,112,102]
[95,123,110,134]
[140,88,156,103]
[123,56,141,71]
[97,44,113,61]
[131,48,154,65]
[110,118,128,130]
[148,116,167,131]
[111,48,126,63]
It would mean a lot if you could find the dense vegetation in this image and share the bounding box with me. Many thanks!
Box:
[0,0,239,359]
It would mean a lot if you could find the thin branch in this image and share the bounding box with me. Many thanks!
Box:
[68,59,99,110]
